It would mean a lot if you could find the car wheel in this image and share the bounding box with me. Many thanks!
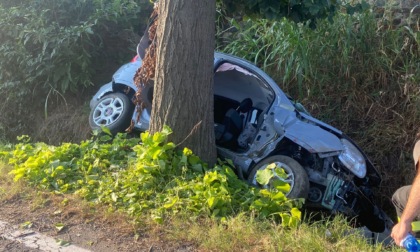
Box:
[247,155,309,199]
[89,92,134,135]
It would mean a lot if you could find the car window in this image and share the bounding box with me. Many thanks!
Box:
[214,62,274,112]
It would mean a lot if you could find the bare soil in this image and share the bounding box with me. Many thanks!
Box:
[0,190,197,252]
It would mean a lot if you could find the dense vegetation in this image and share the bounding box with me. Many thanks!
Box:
[0,0,418,248]
[0,128,303,227]
[0,0,153,143]
[0,130,396,251]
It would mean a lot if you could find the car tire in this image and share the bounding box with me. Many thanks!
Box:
[247,155,309,199]
[89,92,134,135]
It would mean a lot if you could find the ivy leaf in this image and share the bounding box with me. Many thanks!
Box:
[271,179,291,194]
[100,126,112,136]
[163,197,178,209]
[152,132,167,144]
[256,168,273,185]
[55,223,65,231]
[20,221,33,229]
[291,207,302,220]
[271,191,287,201]
[152,148,162,159]
[280,213,291,227]
[56,239,70,247]
[111,192,118,202]
[208,197,218,209]
[289,208,302,227]
[192,164,203,173]
[161,125,173,136]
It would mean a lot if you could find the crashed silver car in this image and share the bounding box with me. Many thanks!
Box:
[89,51,393,236]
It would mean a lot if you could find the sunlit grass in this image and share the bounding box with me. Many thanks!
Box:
[0,163,27,201]
[154,211,401,251]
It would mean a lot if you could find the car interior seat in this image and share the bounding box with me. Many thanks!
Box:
[215,98,253,149]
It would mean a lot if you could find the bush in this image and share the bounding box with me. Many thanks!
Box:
[0,0,152,142]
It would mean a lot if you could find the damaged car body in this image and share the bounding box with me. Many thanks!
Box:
[89,52,393,235]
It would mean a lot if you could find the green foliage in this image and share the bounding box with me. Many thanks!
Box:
[0,0,144,94]
[218,9,419,104]
[0,0,153,143]
[0,8,94,94]
[221,0,335,24]
[256,163,291,194]
[0,127,303,227]
[3,133,138,192]
[219,0,370,27]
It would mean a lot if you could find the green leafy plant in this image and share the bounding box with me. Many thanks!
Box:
[219,0,370,27]
[0,0,152,143]
[0,127,303,227]
[0,0,147,94]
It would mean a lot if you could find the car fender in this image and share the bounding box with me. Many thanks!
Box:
[112,61,141,90]
[132,108,151,132]
[283,120,343,153]
[90,59,141,109]
[272,106,343,153]
[89,82,113,109]
[299,112,343,136]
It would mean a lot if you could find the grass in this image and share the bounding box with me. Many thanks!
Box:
[0,162,404,252]
[164,213,399,251]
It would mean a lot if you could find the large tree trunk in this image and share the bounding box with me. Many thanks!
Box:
[151,0,217,165]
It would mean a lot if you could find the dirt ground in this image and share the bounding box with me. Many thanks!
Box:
[0,191,196,252]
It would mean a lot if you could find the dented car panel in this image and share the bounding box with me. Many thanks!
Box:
[112,57,141,90]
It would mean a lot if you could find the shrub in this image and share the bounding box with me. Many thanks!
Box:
[0,0,152,142]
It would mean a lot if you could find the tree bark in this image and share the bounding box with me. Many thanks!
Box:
[151,0,217,166]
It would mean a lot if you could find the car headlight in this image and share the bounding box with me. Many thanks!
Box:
[338,138,366,178]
